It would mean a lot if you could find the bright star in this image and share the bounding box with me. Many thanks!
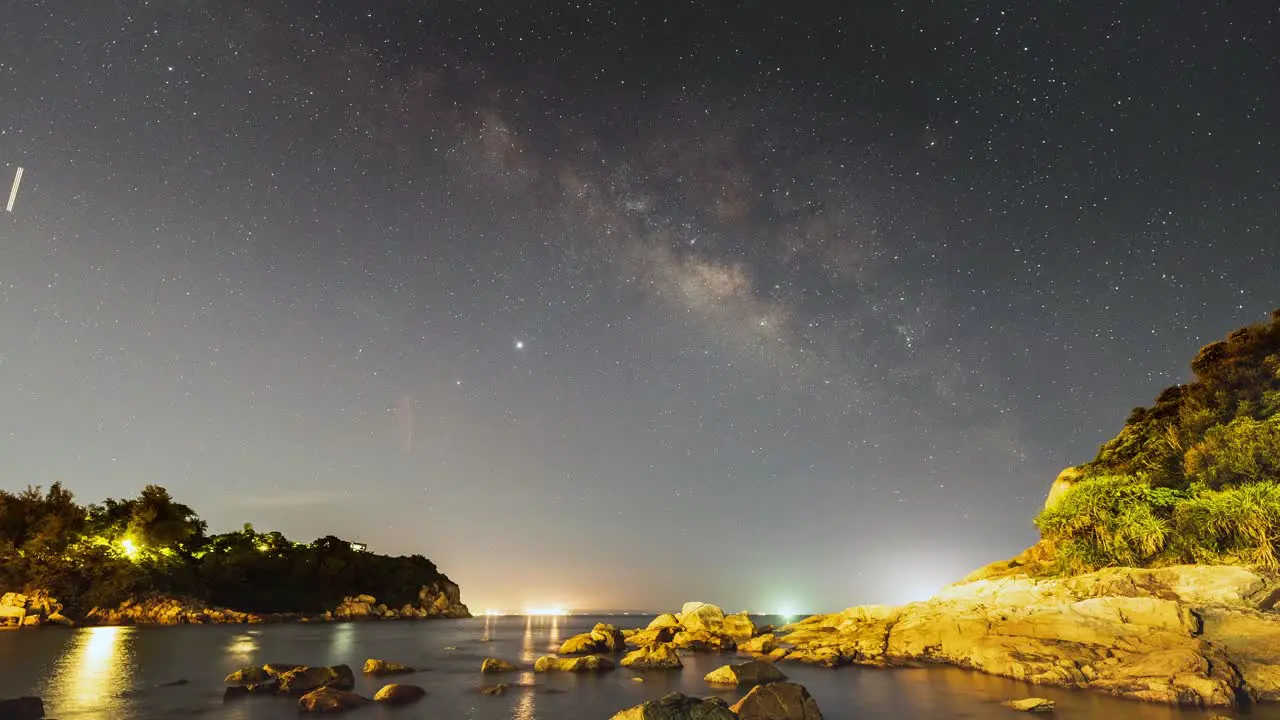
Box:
[515,340,525,350]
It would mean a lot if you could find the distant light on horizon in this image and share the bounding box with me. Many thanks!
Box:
[524,606,569,616]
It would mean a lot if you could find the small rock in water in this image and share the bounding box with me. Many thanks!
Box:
[1003,697,1056,712]
[363,658,415,675]
[373,683,426,706]
[481,657,519,673]
[481,683,510,696]
[298,686,370,713]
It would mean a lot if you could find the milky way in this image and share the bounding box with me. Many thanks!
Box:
[0,2,1276,612]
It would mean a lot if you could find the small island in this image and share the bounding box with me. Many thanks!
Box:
[0,484,469,626]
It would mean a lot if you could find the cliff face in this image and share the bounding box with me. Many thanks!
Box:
[783,564,1280,708]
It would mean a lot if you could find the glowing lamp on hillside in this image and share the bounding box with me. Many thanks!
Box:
[119,538,140,560]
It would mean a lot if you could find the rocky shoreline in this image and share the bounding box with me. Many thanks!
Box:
[0,579,469,629]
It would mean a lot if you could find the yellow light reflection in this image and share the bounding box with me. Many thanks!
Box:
[227,631,259,660]
[48,626,133,714]
[330,621,354,659]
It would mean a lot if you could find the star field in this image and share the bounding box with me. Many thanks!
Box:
[0,1,1276,612]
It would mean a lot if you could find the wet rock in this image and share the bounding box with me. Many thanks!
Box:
[373,683,426,705]
[362,658,414,675]
[680,602,726,633]
[609,691,736,720]
[721,612,755,642]
[298,686,369,713]
[626,626,677,647]
[648,613,681,629]
[0,696,43,719]
[481,657,519,673]
[225,665,271,684]
[673,630,736,652]
[278,664,355,695]
[621,642,683,670]
[730,682,823,720]
[533,654,615,672]
[704,660,788,686]
[1003,697,1056,712]
[739,634,777,656]
[481,683,510,696]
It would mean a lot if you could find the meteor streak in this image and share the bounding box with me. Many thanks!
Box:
[5,167,22,212]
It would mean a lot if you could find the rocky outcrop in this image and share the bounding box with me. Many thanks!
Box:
[277,665,355,695]
[1,591,73,627]
[330,580,470,621]
[609,692,737,720]
[298,686,368,713]
[362,658,414,675]
[533,655,615,672]
[730,682,823,720]
[559,623,627,654]
[626,602,767,654]
[481,657,519,673]
[86,595,268,626]
[373,683,426,705]
[780,564,1280,708]
[621,642,683,670]
[704,660,787,686]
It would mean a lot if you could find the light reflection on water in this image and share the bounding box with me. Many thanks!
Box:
[48,626,132,716]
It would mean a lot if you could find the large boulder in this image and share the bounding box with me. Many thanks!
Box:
[673,630,735,652]
[739,634,777,655]
[298,687,368,713]
[704,660,788,686]
[362,658,414,675]
[278,665,355,695]
[609,692,737,720]
[627,626,677,647]
[560,623,627,654]
[591,622,627,651]
[560,632,602,654]
[621,642,683,670]
[533,655,615,672]
[730,682,823,720]
[721,612,755,642]
[680,602,726,633]
[373,683,426,705]
[648,613,681,629]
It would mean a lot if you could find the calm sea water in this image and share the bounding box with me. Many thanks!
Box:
[0,614,1273,719]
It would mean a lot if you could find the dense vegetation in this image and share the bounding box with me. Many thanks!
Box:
[0,484,449,615]
[1036,309,1280,574]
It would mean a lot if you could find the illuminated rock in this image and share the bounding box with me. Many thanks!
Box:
[625,626,676,647]
[621,642,683,669]
[1002,698,1055,712]
[730,682,823,720]
[481,657,519,673]
[373,683,426,705]
[609,692,736,720]
[703,659,787,685]
[277,665,355,695]
[738,634,777,656]
[297,686,369,713]
[721,612,755,642]
[533,654,615,672]
[363,658,414,675]
[647,612,681,629]
[679,602,726,633]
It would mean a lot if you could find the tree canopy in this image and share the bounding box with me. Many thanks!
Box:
[1037,309,1280,574]
[0,484,449,615]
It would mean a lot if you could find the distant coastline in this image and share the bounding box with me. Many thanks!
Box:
[0,484,469,628]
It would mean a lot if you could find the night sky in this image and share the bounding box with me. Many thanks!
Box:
[1,2,1276,614]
